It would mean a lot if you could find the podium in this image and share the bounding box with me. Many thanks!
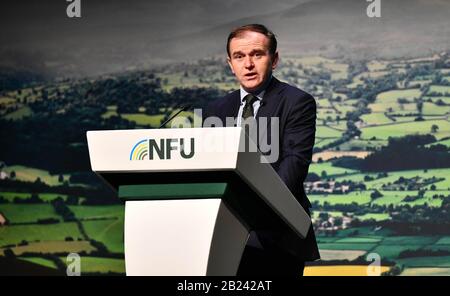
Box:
[86,127,311,275]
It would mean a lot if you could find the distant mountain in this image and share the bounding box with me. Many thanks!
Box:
[1,0,449,77]
[160,0,450,61]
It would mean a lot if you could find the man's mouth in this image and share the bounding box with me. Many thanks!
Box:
[245,73,257,79]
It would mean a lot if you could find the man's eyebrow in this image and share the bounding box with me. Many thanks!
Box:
[250,49,266,55]
[232,49,266,57]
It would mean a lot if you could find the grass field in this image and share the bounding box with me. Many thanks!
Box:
[317,99,332,108]
[314,138,339,149]
[0,222,82,247]
[426,138,450,148]
[2,165,71,186]
[309,191,372,206]
[0,204,61,223]
[69,205,124,220]
[369,96,418,112]
[5,241,95,256]
[367,190,446,208]
[376,89,422,101]
[82,220,124,253]
[360,113,393,125]
[121,113,165,127]
[0,192,70,202]
[333,237,382,243]
[308,162,357,177]
[336,139,388,151]
[19,257,58,269]
[422,102,450,115]
[361,168,450,190]
[400,267,450,276]
[4,106,33,120]
[360,119,450,140]
[318,250,367,261]
[60,256,125,274]
[317,243,377,251]
[316,126,344,138]
[428,85,450,95]
[354,213,391,222]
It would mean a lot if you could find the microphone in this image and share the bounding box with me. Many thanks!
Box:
[158,104,192,128]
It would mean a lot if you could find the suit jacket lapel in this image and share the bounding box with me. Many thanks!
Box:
[256,77,284,119]
[225,91,241,126]
[256,77,284,141]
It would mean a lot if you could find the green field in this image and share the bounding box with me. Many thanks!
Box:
[336,139,388,151]
[422,102,450,115]
[435,237,450,245]
[82,220,124,253]
[0,222,82,247]
[121,113,165,127]
[2,165,71,186]
[69,205,124,220]
[354,213,391,222]
[0,204,61,223]
[309,191,372,206]
[314,138,339,149]
[6,241,95,256]
[318,243,376,251]
[0,192,69,202]
[360,113,393,125]
[60,256,125,274]
[362,168,450,190]
[397,256,450,268]
[428,85,450,95]
[360,119,450,140]
[376,88,422,101]
[317,99,332,108]
[333,237,382,243]
[368,190,446,208]
[381,236,438,245]
[19,257,58,269]
[426,138,450,148]
[4,106,33,120]
[400,267,450,276]
[308,162,357,177]
[371,245,424,259]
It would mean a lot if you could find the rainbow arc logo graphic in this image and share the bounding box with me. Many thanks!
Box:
[130,139,148,160]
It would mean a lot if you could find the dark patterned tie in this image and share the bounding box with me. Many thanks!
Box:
[242,94,258,120]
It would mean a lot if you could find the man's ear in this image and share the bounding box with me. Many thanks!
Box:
[227,57,235,74]
[272,51,279,70]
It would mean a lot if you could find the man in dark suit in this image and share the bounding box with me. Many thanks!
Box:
[203,24,320,276]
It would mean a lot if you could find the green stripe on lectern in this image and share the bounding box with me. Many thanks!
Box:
[118,183,228,200]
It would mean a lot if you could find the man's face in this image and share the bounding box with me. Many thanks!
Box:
[227,31,279,93]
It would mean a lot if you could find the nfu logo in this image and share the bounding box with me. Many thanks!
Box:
[130,138,195,160]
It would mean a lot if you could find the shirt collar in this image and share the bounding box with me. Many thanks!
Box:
[240,87,265,103]
[239,74,272,103]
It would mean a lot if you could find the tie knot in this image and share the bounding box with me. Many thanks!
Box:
[243,94,258,106]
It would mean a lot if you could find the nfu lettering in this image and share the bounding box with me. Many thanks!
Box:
[149,138,195,160]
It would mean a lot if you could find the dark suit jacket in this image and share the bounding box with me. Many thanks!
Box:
[204,77,320,261]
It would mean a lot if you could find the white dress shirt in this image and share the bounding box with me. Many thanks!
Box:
[237,88,265,127]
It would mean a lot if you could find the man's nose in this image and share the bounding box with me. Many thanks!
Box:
[244,56,254,69]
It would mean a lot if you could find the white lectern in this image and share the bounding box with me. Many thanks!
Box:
[86,127,311,275]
